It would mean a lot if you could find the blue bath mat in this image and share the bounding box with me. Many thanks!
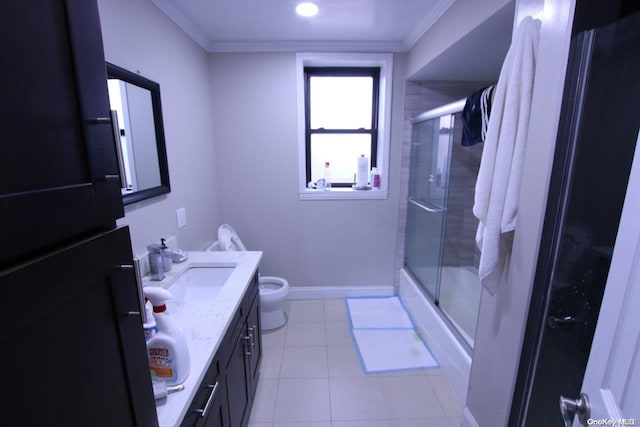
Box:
[346,296,439,373]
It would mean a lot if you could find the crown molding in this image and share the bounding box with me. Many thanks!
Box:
[206,40,405,53]
[403,0,457,50]
[151,0,210,50]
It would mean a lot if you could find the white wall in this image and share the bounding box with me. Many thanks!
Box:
[464,1,577,426]
[406,0,513,79]
[209,52,406,287]
[98,0,222,255]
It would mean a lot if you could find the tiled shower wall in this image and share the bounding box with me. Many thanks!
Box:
[442,118,483,267]
[395,80,491,287]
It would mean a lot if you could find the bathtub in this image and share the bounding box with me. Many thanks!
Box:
[399,267,472,403]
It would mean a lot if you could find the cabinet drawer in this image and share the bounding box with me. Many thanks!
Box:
[181,358,227,427]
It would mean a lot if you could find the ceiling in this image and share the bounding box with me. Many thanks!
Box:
[151,0,515,80]
[152,0,459,52]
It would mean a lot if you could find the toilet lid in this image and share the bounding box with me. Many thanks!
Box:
[218,224,247,251]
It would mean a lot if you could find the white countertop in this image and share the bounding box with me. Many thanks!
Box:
[142,250,263,427]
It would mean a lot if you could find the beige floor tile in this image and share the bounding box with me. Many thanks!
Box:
[325,321,353,346]
[273,423,331,427]
[261,346,284,379]
[262,324,288,347]
[379,376,446,420]
[327,345,367,378]
[329,377,388,421]
[332,421,391,427]
[324,299,349,322]
[288,300,325,322]
[390,418,453,427]
[250,298,465,427]
[428,375,463,418]
[285,321,326,346]
[249,378,278,423]
[273,378,331,422]
[449,416,462,426]
[280,346,328,378]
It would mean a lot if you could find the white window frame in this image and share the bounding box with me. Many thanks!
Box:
[296,52,393,200]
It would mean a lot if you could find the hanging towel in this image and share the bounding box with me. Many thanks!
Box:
[473,16,541,294]
[461,85,494,147]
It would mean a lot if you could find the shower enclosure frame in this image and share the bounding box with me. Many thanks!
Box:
[404,97,479,354]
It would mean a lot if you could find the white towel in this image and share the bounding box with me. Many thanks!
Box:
[473,17,541,294]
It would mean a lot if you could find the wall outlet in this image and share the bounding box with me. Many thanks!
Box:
[176,207,187,229]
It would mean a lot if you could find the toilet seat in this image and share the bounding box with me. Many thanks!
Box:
[218,224,247,251]
[259,276,289,299]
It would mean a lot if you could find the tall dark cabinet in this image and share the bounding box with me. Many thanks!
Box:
[0,1,157,426]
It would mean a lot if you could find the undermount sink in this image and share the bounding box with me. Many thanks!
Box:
[167,266,234,302]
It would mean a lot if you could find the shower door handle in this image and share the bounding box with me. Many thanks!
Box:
[408,198,446,213]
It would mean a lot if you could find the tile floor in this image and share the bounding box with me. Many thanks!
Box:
[248,299,463,427]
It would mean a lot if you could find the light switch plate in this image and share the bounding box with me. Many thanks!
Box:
[176,207,187,229]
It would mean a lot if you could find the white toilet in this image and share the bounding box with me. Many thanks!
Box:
[211,224,289,331]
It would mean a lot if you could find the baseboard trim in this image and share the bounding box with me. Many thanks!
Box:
[287,285,394,300]
[461,407,479,427]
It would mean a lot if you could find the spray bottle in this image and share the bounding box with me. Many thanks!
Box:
[143,287,191,386]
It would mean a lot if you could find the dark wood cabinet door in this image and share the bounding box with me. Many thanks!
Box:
[0,0,123,268]
[0,227,157,427]
[182,358,230,427]
[201,379,229,427]
[225,329,251,427]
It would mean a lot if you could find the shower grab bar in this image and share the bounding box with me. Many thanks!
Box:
[407,197,447,213]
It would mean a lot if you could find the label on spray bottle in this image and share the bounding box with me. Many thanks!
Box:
[149,347,177,383]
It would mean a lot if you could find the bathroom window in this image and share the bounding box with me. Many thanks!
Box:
[304,67,379,188]
[296,53,393,200]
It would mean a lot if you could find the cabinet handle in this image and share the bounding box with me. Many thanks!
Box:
[132,259,146,323]
[195,382,219,418]
[89,117,112,124]
[114,263,145,320]
[243,334,253,356]
[248,326,256,348]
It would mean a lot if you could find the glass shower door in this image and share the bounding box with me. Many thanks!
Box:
[404,114,454,300]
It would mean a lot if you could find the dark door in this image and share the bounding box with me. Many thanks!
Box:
[511,9,640,426]
[0,0,123,268]
[0,227,157,426]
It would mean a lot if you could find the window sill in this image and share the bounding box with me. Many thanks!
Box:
[299,188,388,200]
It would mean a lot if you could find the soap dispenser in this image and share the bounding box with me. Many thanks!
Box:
[147,244,164,281]
[160,238,172,272]
[143,287,190,386]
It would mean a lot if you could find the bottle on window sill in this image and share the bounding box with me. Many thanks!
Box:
[323,161,331,191]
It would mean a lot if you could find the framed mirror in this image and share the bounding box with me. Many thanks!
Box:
[106,62,170,205]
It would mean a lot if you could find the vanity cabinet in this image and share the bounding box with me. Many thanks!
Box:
[1,0,122,269]
[1,1,158,426]
[181,355,230,427]
[0,227,158,426]
[182,273,262,427]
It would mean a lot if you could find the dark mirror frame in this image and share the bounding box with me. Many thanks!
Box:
[106,62,171,205]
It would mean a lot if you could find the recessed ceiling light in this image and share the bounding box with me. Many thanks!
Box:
[296,2,319,17]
